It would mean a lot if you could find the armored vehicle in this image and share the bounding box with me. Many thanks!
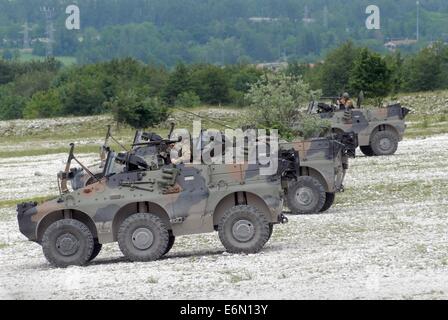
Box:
[17,137,287,268]
[308,100,410,156]
[76,126,355,216]
[278,133,355,215]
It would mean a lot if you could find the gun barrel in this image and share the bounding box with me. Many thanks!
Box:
[132,137,182,147]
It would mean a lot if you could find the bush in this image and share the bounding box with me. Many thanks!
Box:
[175,91,201,108]
[0,86,26,120]
[106,90,170,129]
[59,78,106,116]
[23,89,62,119]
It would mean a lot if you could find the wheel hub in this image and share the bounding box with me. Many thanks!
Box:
[379,137,392,151]
[296,187,314,206]
[132,228,154,250]
[232,220,255,242]
[56,233,80,256]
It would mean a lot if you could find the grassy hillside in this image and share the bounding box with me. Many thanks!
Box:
[0,90,447,158]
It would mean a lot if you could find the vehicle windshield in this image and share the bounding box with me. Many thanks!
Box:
[103,151,119,177]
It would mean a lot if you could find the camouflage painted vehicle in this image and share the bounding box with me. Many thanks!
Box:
[308,100,410,156]
[278,133,355,215]
[78,126,355,216]
[17,138,287,268]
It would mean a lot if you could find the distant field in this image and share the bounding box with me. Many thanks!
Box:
[18,53,77,66]
[0,89,447,158]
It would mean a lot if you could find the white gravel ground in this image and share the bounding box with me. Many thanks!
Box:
[0,154,98,201]
[0,134,447,300]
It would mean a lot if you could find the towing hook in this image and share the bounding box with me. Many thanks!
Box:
[280,214,289,224]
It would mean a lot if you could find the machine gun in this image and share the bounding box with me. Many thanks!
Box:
[113,136,184,172]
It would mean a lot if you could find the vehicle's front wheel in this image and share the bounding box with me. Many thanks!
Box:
[218,205,271,254]
[286,176,326,214]
[88,240,102,262]
[42,219,94,268]
[370,130,399,156]
[360,145,375,157]
[320,192,336,213]
[118,213,169,262]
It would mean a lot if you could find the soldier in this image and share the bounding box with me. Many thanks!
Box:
[338,92,354,110]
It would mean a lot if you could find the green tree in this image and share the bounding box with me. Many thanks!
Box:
[385,52,405,94]
[106,90,170,129]
[59,79,107,116]
[192,65,230,104]
[0,85,26,120]
[163,63,192,105]
[23,89,62,119]
[402,43,446,92]
[319,41,359,96]
[0,59,16,85]
[349,48,392,104]
[12,70,57,98]
[243,73,326,140]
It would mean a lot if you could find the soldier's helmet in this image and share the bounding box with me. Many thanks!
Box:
[342,92,350,99]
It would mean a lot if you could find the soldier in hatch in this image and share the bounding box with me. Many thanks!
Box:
[338,92,354,110]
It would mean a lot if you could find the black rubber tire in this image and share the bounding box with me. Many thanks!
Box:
[320,192,336,213]
[163,234,175,256]
[42,219,94,268]
[360,145,375,157]
[118,213,169,262]
[88,240,102,262]
[218,205,271,254]
[370,130,399,156]
[267,224,274,241]
[286,176,326,214]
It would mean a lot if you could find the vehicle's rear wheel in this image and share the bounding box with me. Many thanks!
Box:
[118,213,169,262]
[360,145,375,157]
[42,219,94,268]
[163,234,175,256]
[218,205,271,254]
[286,176,326,214]
[370,130,399,156]
[88,240,102,262]
[267,224,273,241]
[320,193,336,213]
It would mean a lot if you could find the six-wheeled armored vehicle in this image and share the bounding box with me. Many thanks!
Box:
[17,136,288,267]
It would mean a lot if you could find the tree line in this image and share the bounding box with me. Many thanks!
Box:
[290,41,448,101]
[1,0,448,66]
[1,41,448,126]
[0,57,263,124]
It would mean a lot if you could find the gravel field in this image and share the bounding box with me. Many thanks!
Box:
[0,134,447,300]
